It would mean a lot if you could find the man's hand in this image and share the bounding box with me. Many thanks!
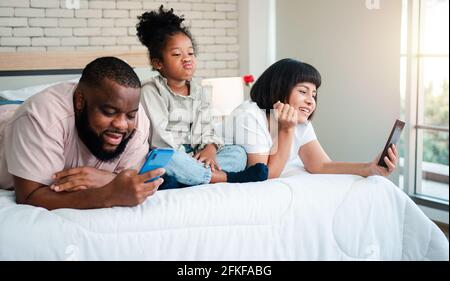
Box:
[194,144,221,172]
[50,167,116,193]
[105,168,166,207]
[367,144,399,177]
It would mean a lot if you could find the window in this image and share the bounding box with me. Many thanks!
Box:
[400,0,449,207]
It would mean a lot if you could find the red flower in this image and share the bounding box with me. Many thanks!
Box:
[243,75,255,86]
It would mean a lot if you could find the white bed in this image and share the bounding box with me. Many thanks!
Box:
[0,70,448,261]
[0,166,448,261]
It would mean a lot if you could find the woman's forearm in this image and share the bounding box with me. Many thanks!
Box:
[309,161,371,177]
[267,129,295,178]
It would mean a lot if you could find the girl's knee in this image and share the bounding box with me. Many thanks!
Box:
[165,151,194,174]
[165,150,212,185]
[221,145,247,171]
[223,145,247,157]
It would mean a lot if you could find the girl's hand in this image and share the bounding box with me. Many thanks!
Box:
[50,167,116,193]
[367,144,399,177]
[194,144,222,172]
[274,101,299,132]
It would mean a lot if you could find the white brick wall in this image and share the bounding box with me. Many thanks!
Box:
[0,0,239,78]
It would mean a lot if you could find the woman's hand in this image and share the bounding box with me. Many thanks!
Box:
[274,101,299,132]
[367,144,399,177]
[50,167,116,192]
[194,144,221,172]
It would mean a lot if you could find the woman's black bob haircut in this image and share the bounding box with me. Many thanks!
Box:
[250,58,322,120]
[136,5,196,64]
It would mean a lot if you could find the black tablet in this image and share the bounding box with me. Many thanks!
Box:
[378,120,406,168]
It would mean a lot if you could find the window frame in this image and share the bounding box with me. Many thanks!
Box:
[402,0,449,210]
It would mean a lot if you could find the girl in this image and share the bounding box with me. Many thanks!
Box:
[233,58,398,179]
[136,6,268,188]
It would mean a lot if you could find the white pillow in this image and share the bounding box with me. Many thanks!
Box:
[0,78,80,101]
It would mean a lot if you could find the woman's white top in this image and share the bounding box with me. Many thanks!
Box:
[232,101,317,175]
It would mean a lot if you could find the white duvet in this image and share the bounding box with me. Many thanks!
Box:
[0,169,448,261]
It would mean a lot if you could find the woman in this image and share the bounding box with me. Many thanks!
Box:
[233,58,398,179]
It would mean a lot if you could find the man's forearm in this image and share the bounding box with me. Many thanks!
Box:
[23,185,112,211]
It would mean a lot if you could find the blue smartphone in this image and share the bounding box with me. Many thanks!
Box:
[139,148,175,182]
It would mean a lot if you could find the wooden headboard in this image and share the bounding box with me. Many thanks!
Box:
[0,51,149,72]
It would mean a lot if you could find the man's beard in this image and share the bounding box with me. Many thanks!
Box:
[75,106,135,162]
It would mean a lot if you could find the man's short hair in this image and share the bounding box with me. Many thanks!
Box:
[79,57,141,89]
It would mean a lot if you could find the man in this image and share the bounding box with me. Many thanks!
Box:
[0,57,164,210]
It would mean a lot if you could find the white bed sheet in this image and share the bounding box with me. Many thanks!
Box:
[0,167,448,261]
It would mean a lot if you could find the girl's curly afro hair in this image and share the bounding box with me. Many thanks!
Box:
[136,5,196,62]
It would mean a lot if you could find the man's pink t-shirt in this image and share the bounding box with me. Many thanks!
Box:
[0,82,150,189]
